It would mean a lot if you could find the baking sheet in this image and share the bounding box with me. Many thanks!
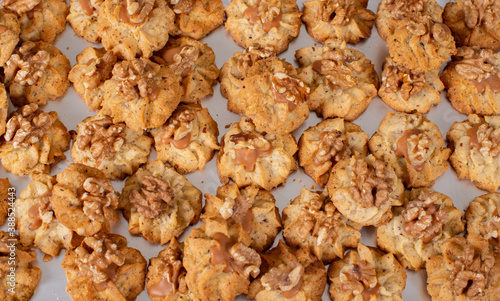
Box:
[1,0,489,300]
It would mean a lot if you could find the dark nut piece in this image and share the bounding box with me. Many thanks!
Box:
[80,177,117,222]
[130,175,174,219]
[4,104,55,148]
[261,263,304,293]
[340,260,378,295]
[76,116,126,161]
[112,59,159,100]
[349,159,393,208]
[382,60,425,100]
[313,130,347,165]
[4,42,50,87]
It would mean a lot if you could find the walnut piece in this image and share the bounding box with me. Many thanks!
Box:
[123,0,154,24]
[451,246,495,299]
[229,242,261,278]
[4,42,50,86]
[454,47,499,82]
[473,123,500,157]
[382,60,426,100]
[130,175,174,219]
[2,0,41,14]
[402,191,447,243]
[155,242,187,294]
[313,130,347,165]
[112,59,159,100]
[237,44,275,72]
[405,132,433,167]
[76,116,126,161]
[161,109,196,143]
[168,46,199,77]
[29,191,54,230]
[79,177,117,222]
[75,236,125,285]
[405,16,452,44]
[457,0,498,29]
[271,73,310,111]
[313,49,362,89]
[84,52,117,79]
[251,0,281,25]
[350,159,393,208]
[297,196,341,245]
[340,261,378,295]
[385,0,428,19]
[4,104,55,149]
[220,195,252,223]
[170,0,194,14]
[261,263,304,293]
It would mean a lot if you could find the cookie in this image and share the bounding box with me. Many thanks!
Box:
[225,0,302,54]
[298,118,369,186]
[203,183,281,252]
[447,114,500,192]
[168,0,224,40]
[443,0,500,52]
[98,0,175,60]
[368,112,451,188]
[150,103,219,174]
[68,47,118,110]
[0,178,9,226]
[379,56,444,113]
[51,163,120,237]
[440,46,500,115]
[296,39,379,121]
[282,188,361,264]
[119,160,203,245]
[426,234,500,300]
[327,154,405,227]
[302,0,375,44]
[0,104,71,176]
[377,188,465,271]
[387,15,456,72]
[248,240,327,301]
[466,193,500,251]
[16,173,83,256]
[61,232,147,301]
[0,8,20,68]
[67,0,103,43]
[328,244,406,301]
[0,83,8,136]
[217,117,298,190]
[101,58,181,131]
[4,41,71,106]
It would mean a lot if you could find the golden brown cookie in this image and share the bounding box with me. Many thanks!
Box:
[426,234,500,300]
[71,114,153,180]
[327,154,405,227]
[379,57,444,113]
[368,112,451,188]
[0,83,8,137]
[4,41,71,106]
[217,117,298,191]
[443,0,500,52]
[466,193,500,251]
[150,104,219,174]
[101,58,181,131]
[248,240,327,301]
[167,0,224,40]
[203,184,281,252]
[225,0,302,54]
[0,8,20,68]
[61,232,147,301]
[16,173,83,256]
[298,118,369,186]
[97,0,175,60]
[302,0,375,44]
[282,188,361,264]
[67,0,103,43]
[51,163,120,237]
[296,39,379,121]
[328,244,407,301]
[447,114,500,192]
[119,160,202,245]
[377,188,465,271]
[0,104,71,176]
[441,46,500,115]
[0,178,9,226]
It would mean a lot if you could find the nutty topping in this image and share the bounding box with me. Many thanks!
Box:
[237,44,276,72]
[382,60,425,100]
[454,47,499,82]
[149,242,187,297]
[4,104,55,148]
[271,73,309,111]
[161,109,196,148]
[167,46,199,77]
[28,191,53,230]
[230,132,273,172]
[219,195,254,233]
[458,0,498,29]
[396,131,433,170]
[4,42,50,86]
[313,130,347,165]
[112,59,159,100]
[243,0,282,32]
[451,246,495,299]
[84,52,117,79]
[469,123,500,157]
[296,195,341,245]
[385,0,428,19]
[79,177,117,222]
[120,0,154,24]
[349,159,393,208]
[406,17,452,43]
[210,233,261,278]
[130,175,174,219]
[402,191,447,243]
[2,0,41,14]
[261,263,304,296]
[0,235,15,277]
[169,0,194,14]
[312,49,362,89]
[340,261,378,295]
[76,116,126,162]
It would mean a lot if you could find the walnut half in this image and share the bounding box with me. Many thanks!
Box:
[79,177,117,222]
[469,123,500,158]
[2,0,41,15]
[4,42,50,87]
[130,175,174,219]
[382,60,426,100]
[210,233,261,278]
[340,260,378,295]
[454,47,499,82]
[261,263,304,295]
[76,116,126,161]
[313,130,347,165]
[112,59,159,101]
[350,159,393,208]
[312,49,362,89]
[4,104,55,149]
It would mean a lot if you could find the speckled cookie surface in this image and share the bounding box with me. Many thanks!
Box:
[119,160,202,245]
[447,114,500,192]
[0,8,20,68]
[0,83,8,137]
[16,0,68,43]
[377,188,465,271]
[0,178,9,226]
[466,193,500,251]
[368,112,451,188]
[67,0,102,43]
[298,118,369,186]
[168,0,224,40]
[296,39,379,121]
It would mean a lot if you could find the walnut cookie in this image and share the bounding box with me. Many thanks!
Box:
[447,114,500,192]
[327,154,405,227]
[203,183,282,252]
[0,8,20,68]
[217,117,298,191]
[368,112,451,188]
[119,160,202,245]
[0,83,8,137]
[61,233,147,301]
[328,244,407,301]
[444,0,500,52]
[282,188,361,264]
[225,0,302,54]
[377,188,465,271]
[378,56,444,114]
[67,0,104,43]
[3,41,71,107]
[302,0,375,44]
[167,0,224,40]
[441,46,500,115]
[0,178,9,226]
[298,118,369,186]
[101,57,181,131]
[296,39,379,121]
[0,104,71,176]
[466,193,500,251]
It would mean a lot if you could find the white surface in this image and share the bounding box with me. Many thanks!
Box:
[1,0,490,300]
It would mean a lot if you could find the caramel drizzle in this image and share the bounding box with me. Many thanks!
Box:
[27,192,52,230]
[243,2,282,32]
[395,129,425,171]
[471,75,500,93]
[273,89,297,111]
[161,46,191,77]
[165,132,191,149]
[281,276,304,299]
[467,123,486,149]
[230,133,273,172]
[79,0,95,16]
[209,233,237,273]
[0,25,8,34]
[93,263,119,291]
[361,284,381,301]
[148,278,174,297]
